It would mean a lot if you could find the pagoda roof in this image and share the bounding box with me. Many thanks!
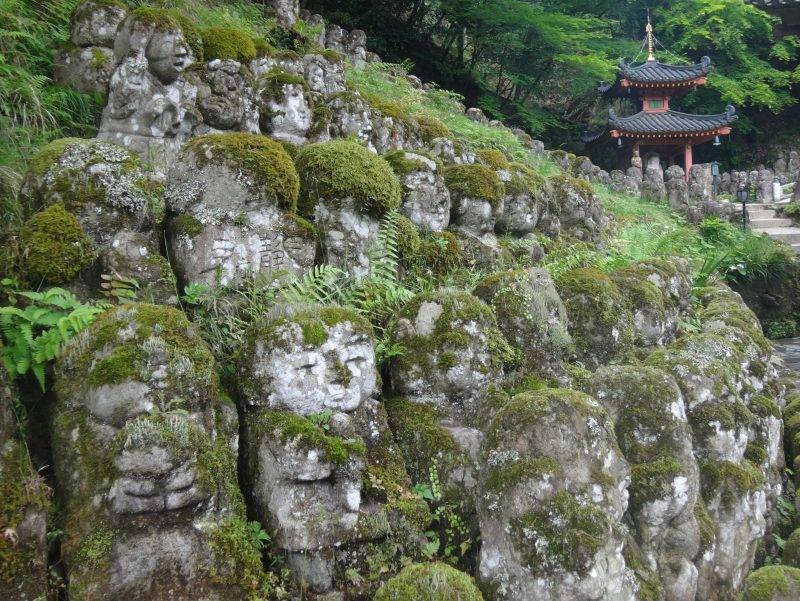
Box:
[619,56,712,85]
[609,105,737,136]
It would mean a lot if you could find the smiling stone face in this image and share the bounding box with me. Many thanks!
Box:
[240,306,377,415]
[145,30,191,84]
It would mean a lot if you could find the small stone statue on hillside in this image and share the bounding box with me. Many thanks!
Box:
[99,12,200,173]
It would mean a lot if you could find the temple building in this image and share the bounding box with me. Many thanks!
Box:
[586,18,737,180]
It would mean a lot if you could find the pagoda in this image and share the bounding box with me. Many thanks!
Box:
[591,18,737,180]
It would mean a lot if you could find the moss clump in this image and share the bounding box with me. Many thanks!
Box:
[511,490,606,576]
[201,27,256,62]
[374,562,483,601]
[396,214,422,267]
[363,94,410,123]
[170,214,204,238]
[252,37,274,58]
[750,395,780,419]
[414,114,450,142]
[783,528,800,568]
[253,409,366,465]
[742,565,800,601]
[209,516,275,599]
[20,204,96,284]
[699,458,765,506]
[621,535,664,601]
[630,456,684,510]
[418,231,462,274]
[475,148,510,170]
[443,164,504,207]
[27,137,83,178]
[383,150,430,177]
[485,456,561,493]
[504,162,545,197]
[184,133,299,210]
[260,66,306,99]
[694,498,716,553]
[295,140,402,217]
[384,397,459,485]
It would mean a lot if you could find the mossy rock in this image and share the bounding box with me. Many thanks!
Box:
[383,150,441,177]
[555,267,633,367]
[201,26,256,62]
[19,204,97,284]
[504,162,546,197]
[784,528,800,568]
[295,140,402,217]
[742,565,800,601]
[396,214,422,267]
[414,114,450,142]
[475,148,510,171]
[443,163,504,207]
[374,562,483,601]
[183,133,299,210]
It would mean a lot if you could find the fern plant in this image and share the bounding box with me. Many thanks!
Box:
[0,283,109,389]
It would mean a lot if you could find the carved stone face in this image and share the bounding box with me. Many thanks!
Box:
[250,319,378,415]
[145,31,191,84]
[452,196,496,235]
[108,416,211,515]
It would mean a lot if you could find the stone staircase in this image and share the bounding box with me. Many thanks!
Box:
[749,184,800,253]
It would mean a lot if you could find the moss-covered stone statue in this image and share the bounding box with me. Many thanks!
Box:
[591,365,701,600]
[99,8,202,172]
[17,138,175,303]
[51,304,268,599]
[296,139,402,277]
[165,132,316,289]
[474,268,572,381]
[443,163,505,266]
[477,388,633,599]
[237,304,426,597]
[495,162,548,236]
[555,267,634,368]
[385,150,451,233]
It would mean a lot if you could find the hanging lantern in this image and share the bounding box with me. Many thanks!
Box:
[713,135,721,147]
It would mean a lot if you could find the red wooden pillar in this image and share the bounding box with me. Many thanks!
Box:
[683,141,692,181]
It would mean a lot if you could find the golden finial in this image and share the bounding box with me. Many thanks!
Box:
[646,10,655,61]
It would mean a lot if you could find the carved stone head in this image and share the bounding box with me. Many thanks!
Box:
[145,30,192,84]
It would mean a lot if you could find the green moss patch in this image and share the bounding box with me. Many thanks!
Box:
[511,490,607,576]
[475,148,510,171]
[201,26,256,62]
[743,565,800,601]
[184,133,299,210]
[252,409,366,465]
[443,163,504,206]
[630,456,683,510]
[20,204,96,284]
[295,140,402,217]
[414,114,450,142]
[485,456,561,494]
[374,562,483,601]
[27,137,84,178]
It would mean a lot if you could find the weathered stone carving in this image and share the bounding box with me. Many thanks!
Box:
[194,59,259,135]
[51,304,265,599]
[385,151,451,233]
[165,133,315,288]
[99,13,200,173]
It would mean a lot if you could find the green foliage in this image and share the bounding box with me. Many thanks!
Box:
[443,164,505,206]
[0,283,108,389]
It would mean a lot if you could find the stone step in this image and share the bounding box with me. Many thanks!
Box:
[748,209,776,219]
[749,217,794,228]
[793,243,800,255]
[752,227,800,244]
